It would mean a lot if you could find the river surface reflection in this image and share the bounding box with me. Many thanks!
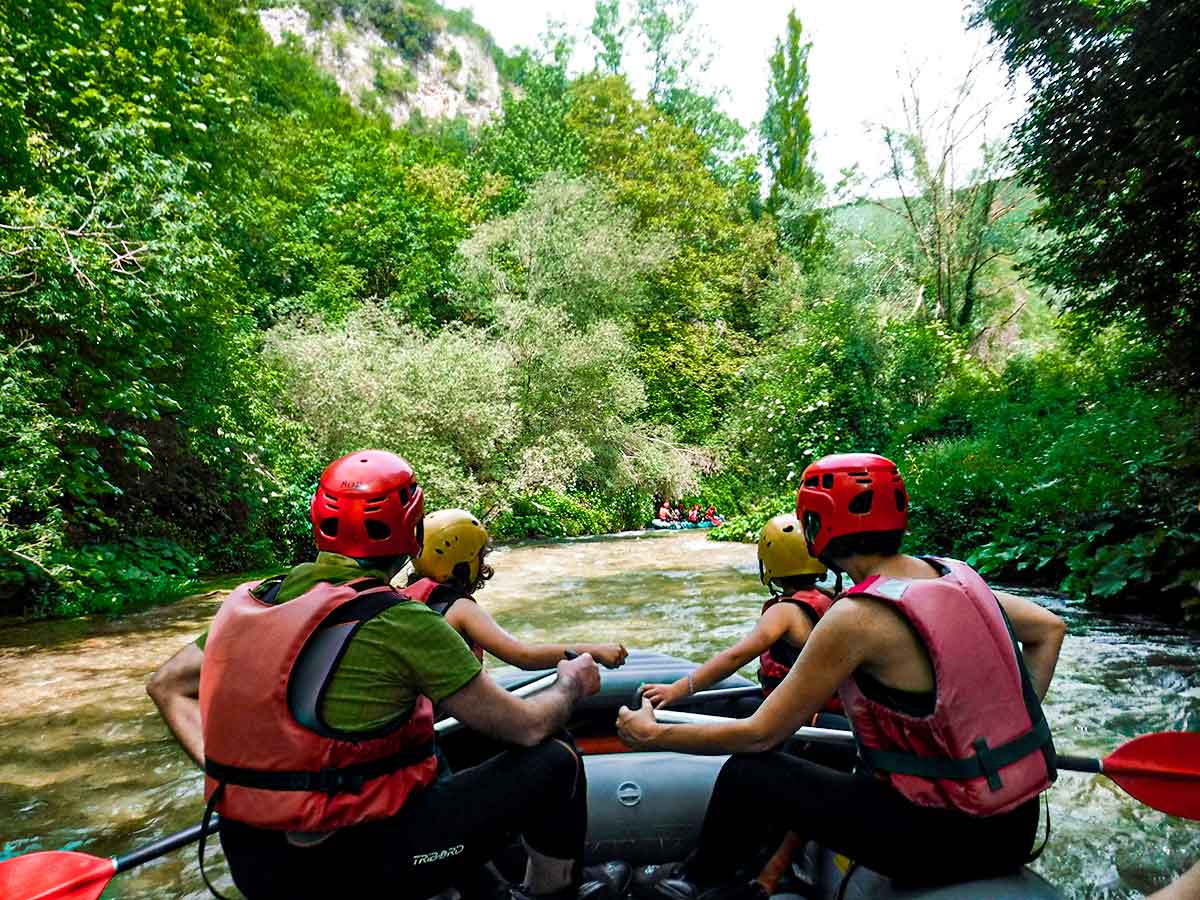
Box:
[1,531,1197,898]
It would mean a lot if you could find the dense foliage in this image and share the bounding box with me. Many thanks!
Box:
[976,0,1200,387]
[1,0,1196,621]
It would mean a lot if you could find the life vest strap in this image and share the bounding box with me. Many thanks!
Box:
[205,739,435,796]
[858,716,1052,790]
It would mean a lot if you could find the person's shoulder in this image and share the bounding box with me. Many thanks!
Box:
[827,592,900,628]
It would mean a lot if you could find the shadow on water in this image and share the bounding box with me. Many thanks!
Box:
[0,531,1197,898]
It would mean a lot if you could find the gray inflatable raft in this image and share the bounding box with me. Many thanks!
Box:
[491,651,1062,900]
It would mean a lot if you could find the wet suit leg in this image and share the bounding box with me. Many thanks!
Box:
[686,752,1039,888]
[219,734,587,900]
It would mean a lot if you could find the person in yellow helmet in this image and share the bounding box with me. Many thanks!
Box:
[641,513,836,708]
[412,509,628,670]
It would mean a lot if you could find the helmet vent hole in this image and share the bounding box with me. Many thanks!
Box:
[434,548,444,555]
[806,476,819,487]
[822,474,834,489]
[319,517,338,537]
[803,511,821,543]
[365,519,391,541]
[367,496,386,504]
[848,491,874,514]
[782,524,794,533]
[895,490,908,511]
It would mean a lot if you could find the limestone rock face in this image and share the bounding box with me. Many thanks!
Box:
[258,6,505,128]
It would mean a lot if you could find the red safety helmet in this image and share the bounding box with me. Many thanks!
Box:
[795,453,908,559]
[310,450,424,559]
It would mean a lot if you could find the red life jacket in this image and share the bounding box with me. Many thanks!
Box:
[421,579,485,662]
[756,590,841,712]
[837,558,1055,816]
[199,576,438,832]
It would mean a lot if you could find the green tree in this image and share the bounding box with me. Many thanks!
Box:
[635,0,702,101]
[875,66,1021,331]
[761,9,817,212]
[590,0,625,74]
[457,172,675,327]
[474,54,587,212]
[976,0,1200,384]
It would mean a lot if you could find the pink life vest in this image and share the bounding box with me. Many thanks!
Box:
[837,558,1055,816]
[200,575,438,832]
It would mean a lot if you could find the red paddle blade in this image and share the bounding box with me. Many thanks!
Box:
[0,851,116,900]
[1102,731,1200,821]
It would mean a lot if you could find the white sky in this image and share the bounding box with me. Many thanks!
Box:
[444,0,1027,188]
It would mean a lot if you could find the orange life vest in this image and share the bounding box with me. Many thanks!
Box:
[838,558,1055,816]
[199,576,438,832]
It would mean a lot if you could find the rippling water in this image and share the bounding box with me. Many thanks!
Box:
[1,531,1197,897]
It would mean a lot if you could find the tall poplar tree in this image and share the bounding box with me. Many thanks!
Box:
[761,9,816,212]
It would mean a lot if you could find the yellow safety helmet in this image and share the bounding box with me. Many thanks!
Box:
[758,513,826,585]
[413,509,489,585]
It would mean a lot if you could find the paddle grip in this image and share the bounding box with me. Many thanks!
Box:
[114,817,220,873]
[1054,753,1103,774]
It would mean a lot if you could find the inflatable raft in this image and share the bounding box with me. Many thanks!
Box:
[649,519,717,530]
[445,651,1061,900]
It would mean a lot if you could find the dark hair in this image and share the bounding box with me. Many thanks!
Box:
[450,545,494,594]
[822,529,905,563]
[775,573,821,591]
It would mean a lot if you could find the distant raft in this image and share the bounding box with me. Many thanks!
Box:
[649,519,718,530]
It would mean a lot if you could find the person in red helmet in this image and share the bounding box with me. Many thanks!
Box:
[147,450,629,900]
[619,452,1066,896]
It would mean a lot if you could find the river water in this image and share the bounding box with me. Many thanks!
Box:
[1,531,1197,898]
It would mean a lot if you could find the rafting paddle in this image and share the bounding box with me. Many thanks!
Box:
[0,820,219,900]
[0,671,566,900]
[653,709,1200,821]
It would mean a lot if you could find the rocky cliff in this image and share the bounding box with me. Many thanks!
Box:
[258,5,506,128]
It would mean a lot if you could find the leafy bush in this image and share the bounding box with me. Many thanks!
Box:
[897,330,1200,613]
[265,300,700,515]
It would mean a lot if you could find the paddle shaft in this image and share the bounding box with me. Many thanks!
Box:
[654,709,856,747]
[114,818,219,874]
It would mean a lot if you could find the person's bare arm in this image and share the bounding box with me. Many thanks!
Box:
[146,642,205,767]
[994,591,1066,700]
[451,602,627,669]
[642,605,795,708]
[439,654,601,746]
[619,602,870,754]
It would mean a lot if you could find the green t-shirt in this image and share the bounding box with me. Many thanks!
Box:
[197,552,480,733]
